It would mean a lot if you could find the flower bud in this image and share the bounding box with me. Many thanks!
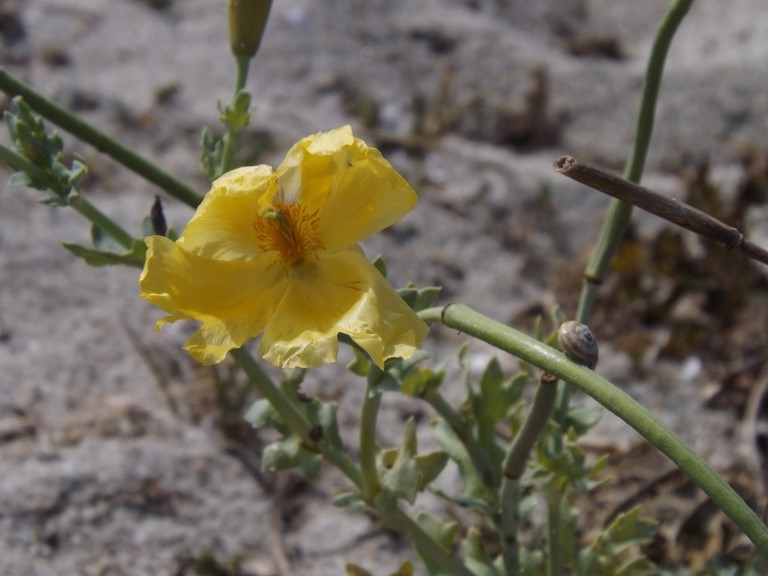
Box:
[228,0,273,60]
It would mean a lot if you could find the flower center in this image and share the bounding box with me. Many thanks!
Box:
[253,201,324,267]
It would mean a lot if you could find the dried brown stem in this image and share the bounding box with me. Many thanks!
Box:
[554,155,768,267]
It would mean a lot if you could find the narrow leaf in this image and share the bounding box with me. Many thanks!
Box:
[62,239,146,268]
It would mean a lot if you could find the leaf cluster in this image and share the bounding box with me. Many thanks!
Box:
[243,271,660,574]
[4,98,176,268]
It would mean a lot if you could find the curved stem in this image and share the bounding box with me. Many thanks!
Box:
[231,347,363,489]
[0,67,203,208]
[421,304,768,556]
[360,364,384,501]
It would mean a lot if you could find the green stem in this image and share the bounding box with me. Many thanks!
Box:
[551,3,696,570]
[499,375,559,576]
[421,304,768,556]
[576,0,695,323]
[0,143,57,189]
[376,493,476,576]
[423,388,498,497]
[230,347,363,489]
[219,57,251,175]
[0,67,202,208]
[503,375,558,481]
[360,364,384,501]
[68,195,135,249]
[546,489,563,576]
[1,143,135,249]
[234,56,250,95]
[499,480,521,576]
[561,0,696,443]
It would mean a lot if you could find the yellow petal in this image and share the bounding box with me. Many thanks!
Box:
[139,236,285,364]
[178,165,277,260]
[259,247,428,369]
[275,126,418,251]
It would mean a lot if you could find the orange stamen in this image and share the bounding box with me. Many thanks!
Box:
[253,201,324,266]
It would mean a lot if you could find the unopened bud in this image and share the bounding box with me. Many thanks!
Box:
[150,195,167,236]
[228,0,273,60]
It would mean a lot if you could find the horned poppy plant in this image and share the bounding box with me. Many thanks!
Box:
[139,126,428,368]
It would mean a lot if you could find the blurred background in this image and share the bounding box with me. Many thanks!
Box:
[2,0,768,573]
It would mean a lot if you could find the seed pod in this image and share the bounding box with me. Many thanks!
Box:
[557,321,598,370]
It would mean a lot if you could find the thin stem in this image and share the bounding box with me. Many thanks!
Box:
[0,67,203,208]
[232,347,309,434]
[423,388,498,496]
[68,195,135,249]
[0,143,58,188]
[1,143,135,249]
[220,57,251,175]
[562,0,695,438]
[234,56,250,95]
[360,364,384,501]
[231,347,363,489]
[376,493,476,576]
[576,0,695,322]
[499,373,559,576]
[499,481,521,576]
[420,304,768,556]
[503,374,559,482]
[550,5,695,568]
[546,489,563,576]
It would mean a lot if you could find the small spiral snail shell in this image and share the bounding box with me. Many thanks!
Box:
[557,321,598,370]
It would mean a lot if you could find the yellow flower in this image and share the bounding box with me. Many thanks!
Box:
[139,126,428,369]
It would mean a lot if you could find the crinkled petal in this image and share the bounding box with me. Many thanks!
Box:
[259,247,428,369]
[139,236,285,364]
[275,126,418,251]
[178,165,277,260]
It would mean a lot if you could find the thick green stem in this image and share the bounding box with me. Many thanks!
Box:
[231,347,363,489]
[421,304,768,556]
[1,143,135,249]
[499,375,559,576]
[0,67,202,208]
[360,364,384,501]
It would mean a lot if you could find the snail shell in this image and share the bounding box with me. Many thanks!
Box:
[557,321,598,370]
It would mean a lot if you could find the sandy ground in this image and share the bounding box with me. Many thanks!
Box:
[2,0,768,574]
